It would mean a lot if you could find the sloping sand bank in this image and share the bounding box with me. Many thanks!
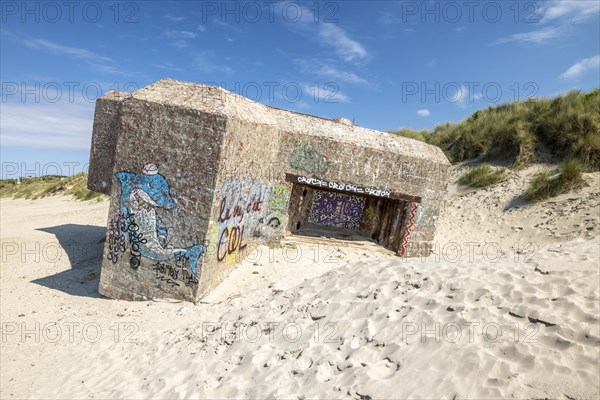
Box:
[1,167,598,399]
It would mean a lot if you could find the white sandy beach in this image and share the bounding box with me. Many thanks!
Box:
[1,164,599,399]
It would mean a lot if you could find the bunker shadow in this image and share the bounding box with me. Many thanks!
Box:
[33,224,106,299]
[294,223,377,243]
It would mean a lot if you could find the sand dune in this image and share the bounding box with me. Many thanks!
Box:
[1,166,598,399]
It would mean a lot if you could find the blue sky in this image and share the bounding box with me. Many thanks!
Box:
[1,0,599,178]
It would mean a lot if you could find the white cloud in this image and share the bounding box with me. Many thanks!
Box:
[19,37,113,64]
[163,30,198,39]
[163,30,198,49]
[197,25,206,32]
[163,14,186,22]
[193,51,234,74]
[540,0,600,24]
[560,55,600,80]
[283,3,370,64]
[416,109,430,117]
[153,62,183,72]
[8,32,141,76]
[1,98,94,149]
[492,26,564,45]
[493,0,598,46]
[447,85,472,108]
[317,23,370,63]
[303,83,349,103]
[169,39,189,49]
[306,62,369,86]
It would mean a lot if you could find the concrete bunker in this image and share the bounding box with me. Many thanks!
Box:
[285,174,422,253]
[88,78,451,302]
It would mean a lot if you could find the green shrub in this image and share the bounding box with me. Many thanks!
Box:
[390,88,600,170]
[458,164,506,187]
[526,159,585,201]
[391,128,430,143]
[65,174,105,202]
[364,206,375,220]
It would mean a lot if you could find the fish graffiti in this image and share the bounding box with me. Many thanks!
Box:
[107,163,205,278]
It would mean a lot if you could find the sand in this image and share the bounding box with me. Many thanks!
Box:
[1,164,598,399]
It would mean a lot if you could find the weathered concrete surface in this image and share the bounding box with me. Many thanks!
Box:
[88,91,128,195]
[88,78,451,302]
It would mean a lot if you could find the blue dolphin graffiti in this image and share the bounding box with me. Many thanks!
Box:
[114,163,204,274]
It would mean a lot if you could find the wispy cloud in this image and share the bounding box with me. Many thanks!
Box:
[539,0,600,24]
[560,55,600,80]
[317,22,370,63]
[19,36,114,64]
[163,14,186,22]
[493,0,598,45]
[446,86,484,107]
[297,60,369,86]
[153,62,183,72]
[169,40,189,49]
[416,109,430,117]
[7,31,141,76]
[164,30,198,39]
[283,3,370,64]
[492,26,565,45]
[193,51,234,74]
[377,11,399,25]
[303,83,349,103]
[163,30,198,49]
[1,97,94,149]
[317,64,368,85]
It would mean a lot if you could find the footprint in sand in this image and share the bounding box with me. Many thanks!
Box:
[366,358,400,380]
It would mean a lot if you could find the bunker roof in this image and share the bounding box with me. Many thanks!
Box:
[126,78,450,166]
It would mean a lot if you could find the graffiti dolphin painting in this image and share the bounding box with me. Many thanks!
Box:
[114,163,204,274]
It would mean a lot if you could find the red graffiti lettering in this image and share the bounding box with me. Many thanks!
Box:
[219,195,263,223]
[217,226,247,262]
[217,227,229,261]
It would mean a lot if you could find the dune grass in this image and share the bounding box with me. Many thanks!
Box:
[0,173,106,201]
[459,164,506,187]
[392,88,600,171]
[526,160,585,201]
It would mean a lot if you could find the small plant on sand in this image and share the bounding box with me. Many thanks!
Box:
[459,164,506,187]
[526,159,585,201]
[364,206,375,220]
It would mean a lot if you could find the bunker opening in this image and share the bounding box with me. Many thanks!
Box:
[285,174,421,252]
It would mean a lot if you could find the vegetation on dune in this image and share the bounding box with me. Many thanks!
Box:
[526,159,585,201]
[391,89,600,171]
[391,88,599,200]
[0,173,106,202]
[459,164,506,187]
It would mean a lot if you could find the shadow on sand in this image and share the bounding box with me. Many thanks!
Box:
[33,224,106,298]
[504,194,530,210]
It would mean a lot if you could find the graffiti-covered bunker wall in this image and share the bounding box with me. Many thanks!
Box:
[88,79,451,302]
